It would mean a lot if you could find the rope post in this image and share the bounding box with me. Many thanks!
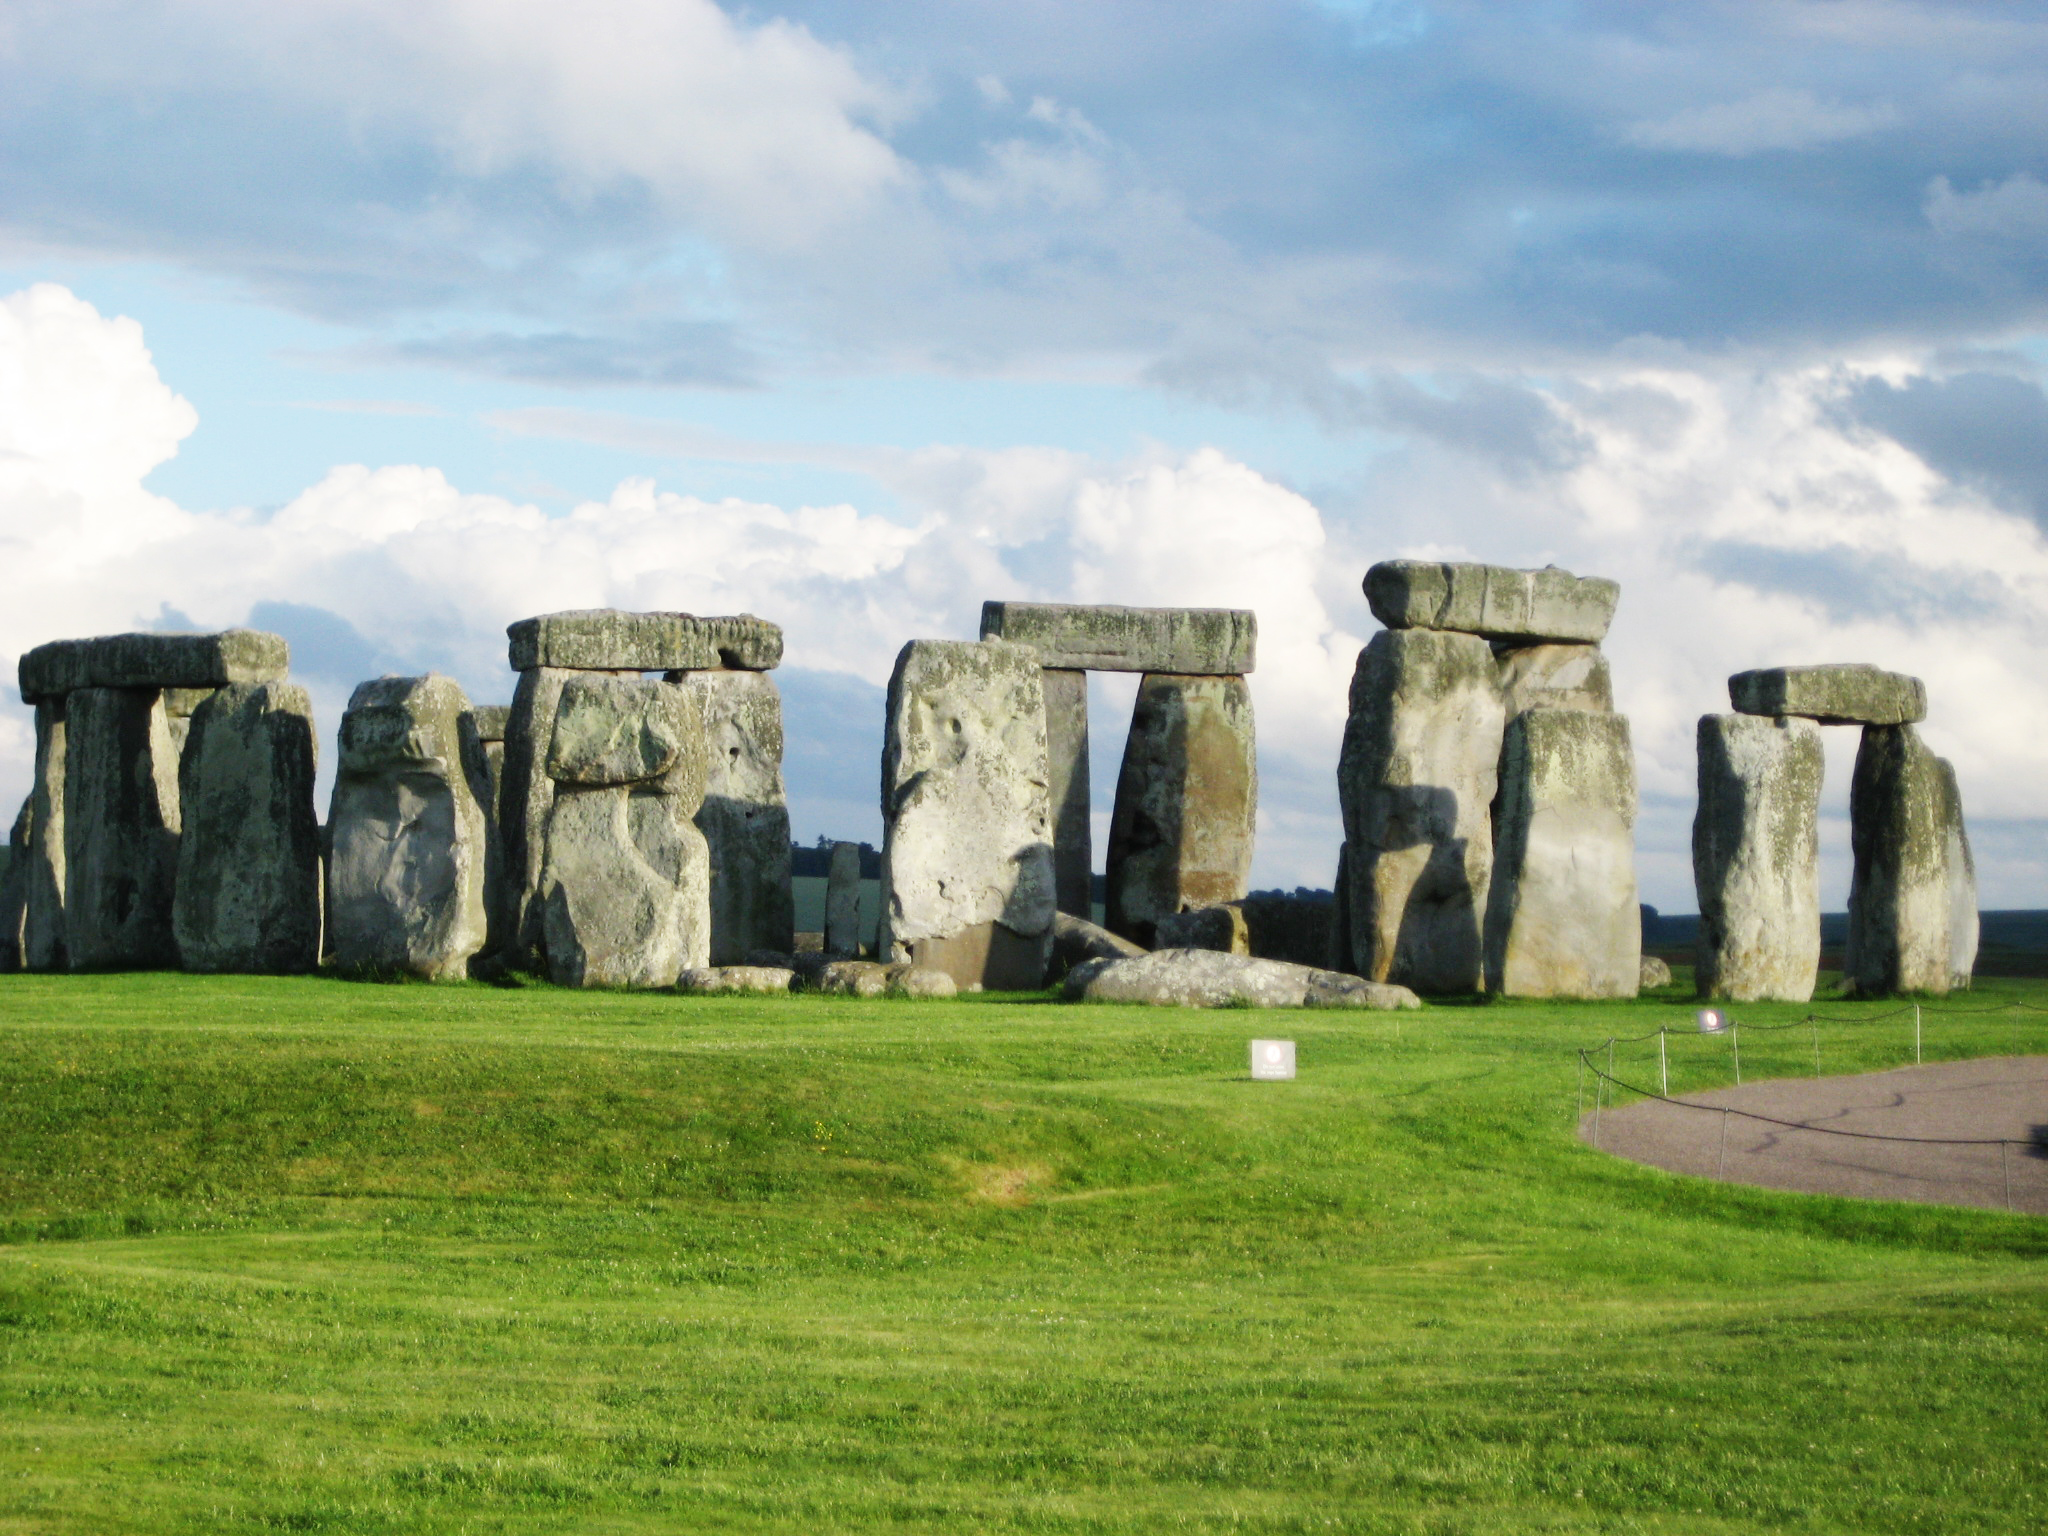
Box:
[1659,1029,1669,1097]
[2002,1141,2012,1213]
[1593,1064,1604,1148]
[1576,1051,1585,1120]
[1731,1019,1742,1086]
[1915,1002,1922,1065]
[1717,1109,1729,1180]
[1810,1016,1822,1078]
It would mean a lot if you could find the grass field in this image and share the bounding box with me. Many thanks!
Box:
[1,972,2044,1534]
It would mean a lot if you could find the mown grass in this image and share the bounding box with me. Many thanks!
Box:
[1,971,2044,1534]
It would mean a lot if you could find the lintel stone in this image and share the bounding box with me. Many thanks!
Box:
[978,601,1255,675]
[1364,561,1618,645]
[1728,664,1926,726]
[507,610,782,673]
[20,629,289,703]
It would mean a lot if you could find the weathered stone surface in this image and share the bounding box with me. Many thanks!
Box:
[887,963,958,999]
[979,601,1257,675]
[1484,708,1640,999]
[1051,911,1145,972]
[22,700,66,971]
[0,798,27,971]
[678,965,794,995]
[1939,757,1979,990]
[1640,954,1674,990]
[677,669,794,964]
[811,958,891,997]
[1846,724,1971,996]
[172,683,322,973]
[328,675,491,980]
[1498,644,1612,718]
[1064,948,1420,1010]
[1729,664,1926,726]
[1365,562,1618,645]
[879,639,1056,990]
[1693,714,1824,1002]
[1337,629,1504,994]
[1329,843,1353,974]
[1104,673,1256,948]
[21,629,289,703]
[161,687,216,762]
[538,681,708,989]
[469,706,510,743]
[63,688,182,970]
[1040,667,1093,915]
[507,610,782,672]
[1240,892,1337,970]
[546,674,687,786]
[1154,903,1250,955]
[825,840,862,957]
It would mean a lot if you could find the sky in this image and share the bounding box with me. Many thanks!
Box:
[3,0,2047,912]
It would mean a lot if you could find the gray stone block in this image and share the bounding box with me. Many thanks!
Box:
[1364,562,1618,644]
[468,706,511,743]
[1498,643,1612,718]
[677,669,794,965]
[1337,629,1504,994]
[546,674,689,786]
[0,798,27,971]
[173,682,322,974]
[1041,666,1093,915]
[1640,954,1673,989]
[1105,673,1257,948]
[979,601,1256,675]
[1693,714,1824,1002]
[20,629,289,703]
[1484,708,1640,999]
[1062,948,1419,1009]
[327,675,491,980]
[1153,903,1250,955]
[507,610,782,672]
[677,965,794,995]
[1051,910,1145,973]
[62,687,183,970]
[22,700,67,971]
[879,639,1056,991]
[825,840,862,957]
[1846,724,1971,996]
[1728,663,1926,726]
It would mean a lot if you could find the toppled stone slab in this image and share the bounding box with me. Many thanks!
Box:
[677,670,794,964]
[1640,954,1674,989]
[1498,644,1613,718]
[677,965,794,995]
[173,683,322,974]
[887,963,958,999]
[1337,629,1505,994]
[1728,664,1926,726]
[1063,948,1420,1010]
[825,840,862,957]
[1052,911,1145,972]
[1365,562,1618,645]
[809,959,889,997]
[21,629,289,703]
[508,610,782,672]
[1105,674,1256,947]
[1040,666,1093,915]
[979,602,1257,675]
[1484,708,1640,999]
[1693,714,1824,1002]
[328,675,491,980]
[63,687,182,971]
[1846,724,1970,996]
[879,639,1056,991]
[1154,903,1250,955]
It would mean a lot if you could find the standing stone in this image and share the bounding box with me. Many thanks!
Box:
[172,683,322,973]
[465,706,511,822]
[1846,724,1966,996]
[62,688,182,970]
[1337,629,1504,993]
[1937,757,1979,990]
[1484,708,1639,999]
[1497,644,1612,719]
[0,798,27,970]
[328,675,491,980]
[1041,667,1093,916]
[879,639,1056,990]
[22,699,66,971]
[1693,714,1824,1002]
[1364,562,1618,645]
[675,669,794,964]
[537,675,710,989]
[161,688,217,762]
[825,840,863,957]
[1105,673,1257,948]
[1329,842,1354,974]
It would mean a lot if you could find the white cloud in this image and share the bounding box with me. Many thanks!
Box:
[1625,89,1896,155]
[1925,172,2048,243]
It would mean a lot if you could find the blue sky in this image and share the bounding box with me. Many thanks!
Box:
[3,0,2047,910]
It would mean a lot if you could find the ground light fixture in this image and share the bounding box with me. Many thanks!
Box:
[1697,1008,1728,1033]
[1250,1039,1296,1081]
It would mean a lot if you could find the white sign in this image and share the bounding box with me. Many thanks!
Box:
[1250,1039,1296,1081]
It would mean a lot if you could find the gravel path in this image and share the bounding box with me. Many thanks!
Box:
[1581,1056,2048,1214]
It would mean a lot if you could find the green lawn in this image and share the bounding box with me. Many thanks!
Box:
[0,973,2043,1534]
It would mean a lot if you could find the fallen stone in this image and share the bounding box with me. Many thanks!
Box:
[677,965,794,995]
[1497,643,1613,718]
[1104,673,1256,948]
[62,687,182,970]
[1640,954,1674,990]
[1364,562,1618,645]
[21,700,66,971]
[812,958,891,997]
[825,840,863,957]
[1051,911,1145,972]
[1484,708,1640,999]
[1693,714,1824,1002]
[1846,724,1969,996]
[1063,948,1419,1009]
[172,683,322,973]
[879,639,1056,990]
[1040,666,1093,915]
[979,601,1257,675]
[327,675,492,980]
[788,949,834,987]
[508,609,782,672]
[886,963,958,999]
[1154,903,1251,955]
[1729,664,1926,726]
[793,930,825,953]
[676,669,794,964]
[1336,629,1504,994]
[20,629,291,704]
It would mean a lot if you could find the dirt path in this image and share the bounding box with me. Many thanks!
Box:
[1581,1056,2048,1214]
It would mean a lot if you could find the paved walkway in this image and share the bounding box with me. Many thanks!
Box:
[1581,1056,2048,1214]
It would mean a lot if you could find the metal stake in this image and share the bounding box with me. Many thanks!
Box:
[1731,1019,1742,1085]
[1576,1051,1585,1119]
[1810,1017,1822,1078]
[1659,1029,1669,1097]
[2002,1141,2012,1213]
[1717,1109,1729,1180]
[1914,1002,1922,1065]
[1593,1068,1604,1148]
